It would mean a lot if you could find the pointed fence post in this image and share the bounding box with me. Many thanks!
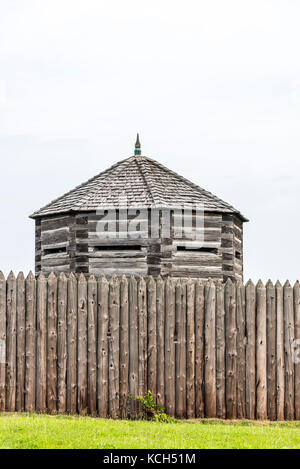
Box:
[47,272,58,414]
[225,278,237,419]
[256,280,267,419]
[120,275,129,418]
[276,280,285,420]
[97,275,109,418]
[204,279,216,418]
[129,276,138,417]
[236,280,246,419]
[25,272,36,413]
[216,280,226,419]
[16,272,25,412]
[0,271,6,411]
[87,275,97,416]
[156,276,165,408]
[137,276,147,401]
[77,273,88,415]
[294,281,300,420]
[57,273,67,413]
[245,280,256,419]
[36,273,47,412]
[195,279,205,418]
[186,278,195,419]
[175,279,187,418]
[266,280,276,420]
[284,280,295,420]
[6,272,17,411]
[108,275,120,418]
[164,277,175,418]
[67,272,78,414]
[147,276,157,399]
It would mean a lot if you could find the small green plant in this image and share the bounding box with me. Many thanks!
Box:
[132,391,175,423]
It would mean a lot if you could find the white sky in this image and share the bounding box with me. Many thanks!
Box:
[0,0,299,283]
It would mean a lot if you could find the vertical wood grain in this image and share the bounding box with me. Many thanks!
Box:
[276,281,285,421]
[97,275,109,418]
[165,277,175,418]
[216,280,226,419]
[256,280,267,419]
[108,275,120,418]
[225,278,237,419]
[57,273,67,413]
[47,272,58,413]
[284,281,294,420]
[87,275,97,416]
[195,280,205,418]
[120,275,129,418]
[266,280,276,420]
[0,271,6,411]
[186,279,195,419]
[204,280,216,418]
[245,280,256,419]
[67,272,77,414]
[236,280,246,419]
[36,273,47,412]
[156,276,165,408]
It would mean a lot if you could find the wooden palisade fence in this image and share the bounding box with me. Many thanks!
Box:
[0,271,299,420]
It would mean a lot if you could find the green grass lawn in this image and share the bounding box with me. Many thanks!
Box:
[0,413,299,449]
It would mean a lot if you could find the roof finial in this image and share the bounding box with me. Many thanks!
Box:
[134,133,141,156]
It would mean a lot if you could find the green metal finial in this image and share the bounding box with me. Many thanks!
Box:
[134,133,141,156]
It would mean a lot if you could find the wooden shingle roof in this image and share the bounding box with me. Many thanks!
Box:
[30,155,247,221]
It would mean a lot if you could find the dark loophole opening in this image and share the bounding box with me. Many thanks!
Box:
[177,246,217,254]
[94,245,142,251]
[43,247,67,256]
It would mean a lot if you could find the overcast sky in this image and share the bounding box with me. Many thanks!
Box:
[0,0,299,283]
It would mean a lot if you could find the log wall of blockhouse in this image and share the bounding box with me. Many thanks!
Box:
[35,210,244,281]
[220,214,243,282]
[35,214,75,276]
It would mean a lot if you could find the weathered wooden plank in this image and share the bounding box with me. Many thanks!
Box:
[57,272,67,413]
[245,280,256,419]
[175,280,187,418]
[0,271,6,411]
[47,272,58,413]
[77,273,88,415]
[225,278,237,419]
[156,276,165,408]
[138,277,147,397]
[216,280,226,419]
[195,279,205,418]
[266,280,276,421]
[97,275,109,418]
[108,275,120,418]
[25,272,36,412]
[186,278,195,419]
[120,275,129,418]
[236,280,246,419]
[294,281,300,420]
[204,279,216,418]
[129,276,138,417]
[36,273,47,412]
[147,276,157,398]
[6,272,17,411]
[87,275,97,416]
[67,272,78,414]
[276,281,284,421]
[16,272,26,412]
[256,280,267,419]
[284,281,294,420]
[164,277,176,418]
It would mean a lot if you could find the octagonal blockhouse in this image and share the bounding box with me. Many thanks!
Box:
[31,138,247,282]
